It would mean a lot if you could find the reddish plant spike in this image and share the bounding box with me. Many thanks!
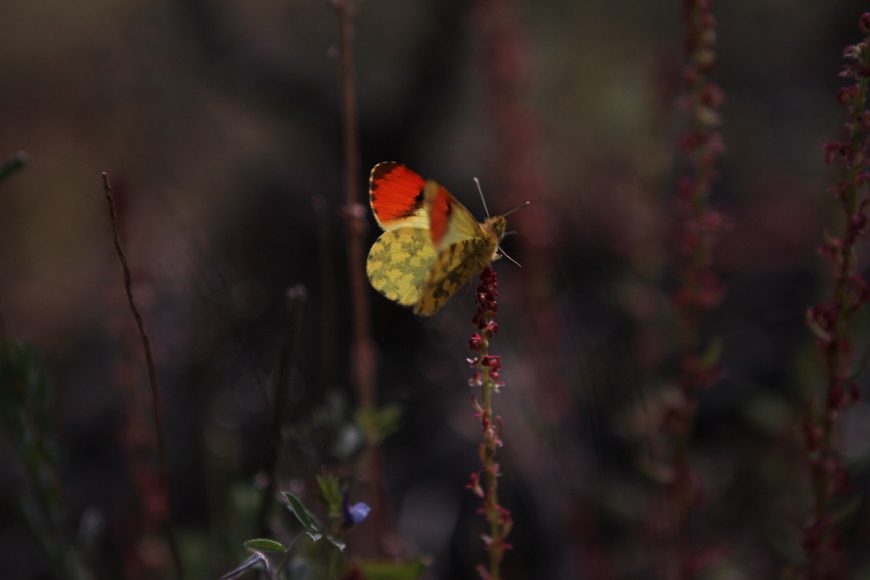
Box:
[801,11,870,580]
[468,266,511,580]
[661,1,728,578]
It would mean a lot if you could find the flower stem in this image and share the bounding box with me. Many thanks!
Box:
[332,0,388,554]
[803,14,870,578]
[101,173,183,580]
[468,267,512,579]
[666,1,726,578]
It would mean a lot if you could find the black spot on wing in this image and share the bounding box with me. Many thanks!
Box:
[371,161,399,182]
[398,187,425,219]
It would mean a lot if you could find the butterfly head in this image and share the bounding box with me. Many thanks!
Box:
[484,215,507,242]
[481,215,507,263]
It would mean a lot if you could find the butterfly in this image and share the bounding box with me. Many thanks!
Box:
[365,162,509,316]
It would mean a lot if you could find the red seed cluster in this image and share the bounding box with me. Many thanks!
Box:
[467,266,513,578]
[802,12,870,580]
[662,2,727,577]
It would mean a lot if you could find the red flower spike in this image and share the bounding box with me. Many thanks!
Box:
[468,265,511,575]
[475,564,492,580]
[838,86,859,105]
[466,472,485,498]
[844,45,862,61]
[802,11,870,578]
[825,141,852,164]
[666,1,729,576]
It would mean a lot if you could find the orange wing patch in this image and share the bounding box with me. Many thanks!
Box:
[427,182,451,247]
[424,181,482,249]
[369,162,427,230]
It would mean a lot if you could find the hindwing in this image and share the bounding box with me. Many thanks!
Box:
[366,228,438,306]
[413,237,498,316]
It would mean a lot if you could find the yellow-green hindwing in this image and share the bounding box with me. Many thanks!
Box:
[413,237,498,316]
[367,228,438,306]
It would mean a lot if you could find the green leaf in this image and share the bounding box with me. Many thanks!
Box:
[244,538,286,553]
[357,559,428,580]
[356,404,403,444]
[283,491,322,532]
[315,473,343,520]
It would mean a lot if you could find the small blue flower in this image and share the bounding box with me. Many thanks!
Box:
[342,490,371,529]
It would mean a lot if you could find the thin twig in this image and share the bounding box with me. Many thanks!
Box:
[258,285,307,534]
[334,0,375,409]
[101,173,183,579]
[666,2,726,578]
[333,0,387,554]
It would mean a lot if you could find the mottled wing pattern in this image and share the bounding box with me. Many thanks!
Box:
[369,162,429,231]
[413,237,497,316]
[366,228,438,306]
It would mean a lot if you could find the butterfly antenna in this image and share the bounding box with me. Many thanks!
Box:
[503,230,519,238]
[473,177,492,218]
[502,200,532,217]
[497,245,523,268]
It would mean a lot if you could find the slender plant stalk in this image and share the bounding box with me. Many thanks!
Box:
[258,285,307,534]
[802,14,870,579]
[334,0,375,409]
[666,2,726,578]
[468,267,512,579]
[101,173,183,579]
[332,0,387,552]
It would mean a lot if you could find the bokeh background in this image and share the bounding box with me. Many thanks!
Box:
[2,1,870,579]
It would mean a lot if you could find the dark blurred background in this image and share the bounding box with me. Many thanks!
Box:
[2,1,870,579]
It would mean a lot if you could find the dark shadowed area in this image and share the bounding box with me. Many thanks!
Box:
[2,1,870,579]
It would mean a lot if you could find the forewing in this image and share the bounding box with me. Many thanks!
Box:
[425,182,483,249]
[413,237,497,316]
[369,162,429,231]
[366,228,438,306]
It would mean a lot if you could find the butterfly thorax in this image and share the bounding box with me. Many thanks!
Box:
[482,215,507,259]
